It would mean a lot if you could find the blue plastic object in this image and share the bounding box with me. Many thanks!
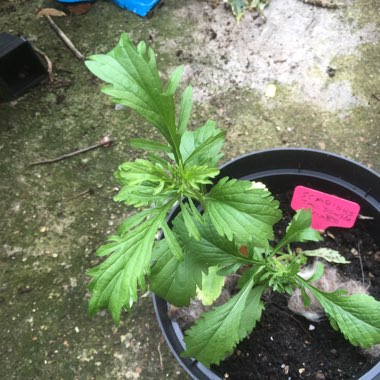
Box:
[111,0,160,17]
[57,0,96,3]
[56,0,159,17]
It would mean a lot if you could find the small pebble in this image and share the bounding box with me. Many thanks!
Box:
[309,324,316,331]
[374,251,380,263]
[299,368,305,374]
[315,371,326,380]
[330,348,338,358]
[326,66,336,77]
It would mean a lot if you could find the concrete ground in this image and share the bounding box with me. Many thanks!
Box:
[0,0,379,379]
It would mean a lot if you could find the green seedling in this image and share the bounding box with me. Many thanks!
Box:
[85,34,380,367]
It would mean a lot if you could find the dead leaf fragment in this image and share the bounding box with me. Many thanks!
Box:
[66,3,94,15]
[37,8,67,18]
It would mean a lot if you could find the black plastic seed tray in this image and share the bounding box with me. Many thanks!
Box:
[0,32,47,102]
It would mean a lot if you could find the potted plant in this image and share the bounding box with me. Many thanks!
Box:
[85,34,380,379]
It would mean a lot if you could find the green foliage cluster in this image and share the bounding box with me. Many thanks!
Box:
[85,34,380,367]
[226,0,270,21]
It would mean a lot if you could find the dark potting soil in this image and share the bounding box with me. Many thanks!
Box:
[211,191,379,380]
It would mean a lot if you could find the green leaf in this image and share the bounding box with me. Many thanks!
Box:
[182,165,220,192]
[86,204,171,324]
[303,248,350,264]
[130,138,172,153]
[114,181,175,207]
[183,132,226,167]
[113,159,176,207]
[150,238,204,306]
[307,261,325,283]
[180,202,201,240]
[239,285,266,338]
[196,266,225,306]
[180,121,225,167]
[113,159,177,207]
[161,222,184,261]
[173,214,251,268]
[178,86,193,135]
[165,65,184,96]
[182,280,264,367]
[274,209,322,253]
[298,278,380,348]
[227,0,247,20]
[117,209,153,236]
[205,178,281,246]
[85,33,181,161]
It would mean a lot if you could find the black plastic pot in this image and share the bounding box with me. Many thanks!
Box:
[153,148,380,380]
[0,33,47,102]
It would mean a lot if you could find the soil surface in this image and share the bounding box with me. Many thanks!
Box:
[212,191,379,379]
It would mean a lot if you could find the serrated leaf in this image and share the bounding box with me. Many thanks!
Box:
[205,178,281,246]
[182,279,258,367]
[178,86,193,134]
[197,266,225,306]
[298,278,380,348]
[150,238,204,306]
[303,248,350,264]
[180,121,225,167]
[173,214,251,269]
[86,204,171,324]
[274,209,322,253]
[129,138,172,153]
[239,285,266,338]
[85,33,181,161]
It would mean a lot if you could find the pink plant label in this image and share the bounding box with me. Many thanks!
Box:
[291,185,360,230]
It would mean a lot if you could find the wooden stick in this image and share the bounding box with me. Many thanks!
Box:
[29,137,116,166]
[34,47,54,82]
[45,15,84,61]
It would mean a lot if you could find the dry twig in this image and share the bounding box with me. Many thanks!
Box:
[29,137,115,166]
[34,47,53,82]
[37,8,84,61]
[301,0,338,8]
[157,336,164,371]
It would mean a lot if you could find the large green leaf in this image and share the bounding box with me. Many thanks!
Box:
[298,278,380,348]
[182,280,265,367]
[180,121,225,167]
[85,33,181,161]
[205,178,281,246]
[87,204,171,324]
[273,209,322,253]
[173,214,252,268]
[150,238,204,306]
